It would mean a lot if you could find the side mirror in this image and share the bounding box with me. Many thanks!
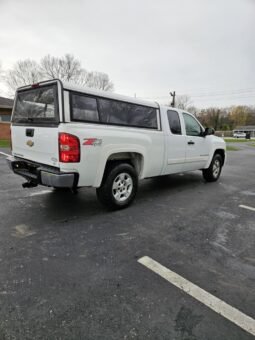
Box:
[203,127,215,137]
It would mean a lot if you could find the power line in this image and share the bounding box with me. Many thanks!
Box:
[176,87,255,95]
[184,90,255,98]
[139,88,255,100]
[192,96,255,105]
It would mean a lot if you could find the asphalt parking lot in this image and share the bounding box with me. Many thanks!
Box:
[0,145,254,340]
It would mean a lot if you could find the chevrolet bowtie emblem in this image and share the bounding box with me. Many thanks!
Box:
[26,140,34,147]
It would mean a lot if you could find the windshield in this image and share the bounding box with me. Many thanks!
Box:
[12,84,59,124]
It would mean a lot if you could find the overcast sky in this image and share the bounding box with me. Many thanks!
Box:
[0,0,254,107]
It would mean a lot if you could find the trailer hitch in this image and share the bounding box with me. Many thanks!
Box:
[22,181,38,188]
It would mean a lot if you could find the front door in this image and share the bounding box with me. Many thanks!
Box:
[163,109,186,175]
[182,112,209,171]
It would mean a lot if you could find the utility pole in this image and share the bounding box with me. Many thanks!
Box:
[170,91,176,107]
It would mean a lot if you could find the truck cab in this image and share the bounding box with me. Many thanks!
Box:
[161,107,225,174]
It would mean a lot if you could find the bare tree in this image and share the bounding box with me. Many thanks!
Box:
[198,108,221,130]
[40,55,114,90]
[5,59,42,94]
[229,105,249,127]
[175,95,193,110]
[186,105,198,116]
[5,54,114,94]
[40,54,82,82]
[208,108,221,130]
[79,71,114,91]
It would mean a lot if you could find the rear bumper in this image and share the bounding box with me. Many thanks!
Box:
[6,156,79,188]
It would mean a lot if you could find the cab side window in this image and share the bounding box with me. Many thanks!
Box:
[183,113,202,136]
[167,110,182,135]
[71,94,99,122]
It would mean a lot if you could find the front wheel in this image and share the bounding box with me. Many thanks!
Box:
[96,163,138,210]
[202,154,223,182]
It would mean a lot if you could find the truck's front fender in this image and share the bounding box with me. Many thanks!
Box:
[204,147,226,169]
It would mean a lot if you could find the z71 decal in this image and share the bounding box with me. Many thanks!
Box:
[83,138,102,146]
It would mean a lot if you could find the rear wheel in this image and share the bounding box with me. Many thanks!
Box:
[96,163,138,210]
[202,154,223,182]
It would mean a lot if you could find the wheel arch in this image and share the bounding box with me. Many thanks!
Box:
[94,150,145,187]
[205,148,225,169]
[214,149,225,165]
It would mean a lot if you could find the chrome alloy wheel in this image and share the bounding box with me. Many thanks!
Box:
[112,173,133,202]
[213,159,221,178]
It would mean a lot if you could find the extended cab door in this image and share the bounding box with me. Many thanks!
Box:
[162,109,186,175]
[182,112,209,171]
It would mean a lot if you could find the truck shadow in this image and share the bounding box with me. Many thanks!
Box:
[138,172,204,197]
[42,172,205,223]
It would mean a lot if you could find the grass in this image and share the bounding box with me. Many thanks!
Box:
[224,138,254,143]
[226,145,240,151]
[224,138,255,150]
[0,140,11,148]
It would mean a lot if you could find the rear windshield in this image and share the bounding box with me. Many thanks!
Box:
[12,85,59,125]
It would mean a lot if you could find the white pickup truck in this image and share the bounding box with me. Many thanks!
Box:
[7,79,226,209]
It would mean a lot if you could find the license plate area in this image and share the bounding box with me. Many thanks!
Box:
[12,160,39,180]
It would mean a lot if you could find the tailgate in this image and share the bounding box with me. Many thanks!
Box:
[11,81,62,167]
[11,125,59,167]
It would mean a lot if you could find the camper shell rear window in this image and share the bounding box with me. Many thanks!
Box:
[12,84,59,125]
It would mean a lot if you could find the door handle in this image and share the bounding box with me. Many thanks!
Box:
[188,140,195,145]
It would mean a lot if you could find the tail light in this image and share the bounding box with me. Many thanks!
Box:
[59,133,80,163]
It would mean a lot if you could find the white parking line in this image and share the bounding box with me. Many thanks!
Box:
[0,151,10,157]
[29,190,52,197]
[239,204,255,212]
[138,256,255,336]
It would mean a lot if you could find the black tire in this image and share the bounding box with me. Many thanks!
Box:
[202,153,223,182]
[96,162,138,210]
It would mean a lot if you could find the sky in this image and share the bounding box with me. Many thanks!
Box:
[0,0,255,108]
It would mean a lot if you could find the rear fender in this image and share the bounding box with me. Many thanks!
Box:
[94,146,146,187]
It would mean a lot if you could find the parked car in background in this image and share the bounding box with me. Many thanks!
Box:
[233,131,246,138]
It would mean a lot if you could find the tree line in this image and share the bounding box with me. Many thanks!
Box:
[0,54,114,96]
[197,106,255,131]
[1,57,254,130]
[173,95,255,130]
